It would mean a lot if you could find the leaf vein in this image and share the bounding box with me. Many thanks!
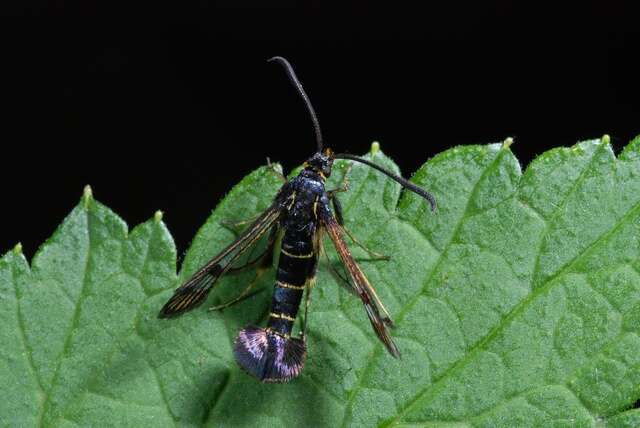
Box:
[39,208,93,426]
[343,147,507,428]
[149,362,179,427]
[386,196,640,426]
[203,370,232,425]
[529,143,607,288]
[11,259,46,409]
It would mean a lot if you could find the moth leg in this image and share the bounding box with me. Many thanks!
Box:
[207,270,267,311]
[266,157,288,183]
[227,227,277,273]
[220,214,262,232]
[329,193,389,261]
[336,163,353,190]
[342,223,390,261]
[208,254,274,311]
[226,250,267,273]
[325,163,352,225]
[301,233,320,340]
[326,163,353,196]
[208,228,277,310]
[320,237,357,296]
[300,277,315,341]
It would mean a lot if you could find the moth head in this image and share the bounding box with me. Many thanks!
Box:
[305,148,334,179]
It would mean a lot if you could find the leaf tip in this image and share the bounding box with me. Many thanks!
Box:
[370,141,381,154]
[154,210,164,223]
[13,242,22,255]
[502,137,514,150]
[82,185,93,208]
[601,134,611,145]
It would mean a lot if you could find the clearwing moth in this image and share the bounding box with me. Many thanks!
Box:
[159,57,436,382]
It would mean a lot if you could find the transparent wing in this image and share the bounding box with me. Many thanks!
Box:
[158,204,282,318]
[320,209,400,358]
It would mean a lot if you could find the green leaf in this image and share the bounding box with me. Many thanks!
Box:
[2,136,640,427]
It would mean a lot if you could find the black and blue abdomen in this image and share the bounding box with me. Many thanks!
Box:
[233,174,323,382]
[267,227,316,337]
[233,224,317,383]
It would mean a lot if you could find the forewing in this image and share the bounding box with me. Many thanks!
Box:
[158,204,282,318]
[320,210,400,358]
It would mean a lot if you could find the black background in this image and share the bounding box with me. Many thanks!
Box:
[2,2,639,258]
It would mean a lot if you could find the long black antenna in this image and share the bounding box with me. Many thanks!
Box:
[268,56,323,153]
[335,153,437,212]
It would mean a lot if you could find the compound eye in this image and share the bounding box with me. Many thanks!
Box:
[323,161,333,176]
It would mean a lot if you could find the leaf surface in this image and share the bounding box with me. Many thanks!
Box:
[2,137,640,427]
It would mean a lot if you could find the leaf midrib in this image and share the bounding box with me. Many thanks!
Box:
[529,142,606,289]
[11,141,636,427]
[340,146,508,428]
[11,256,46,421]
[385,180,640,426]
[39,207,92,426]
[52,218,181,425]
